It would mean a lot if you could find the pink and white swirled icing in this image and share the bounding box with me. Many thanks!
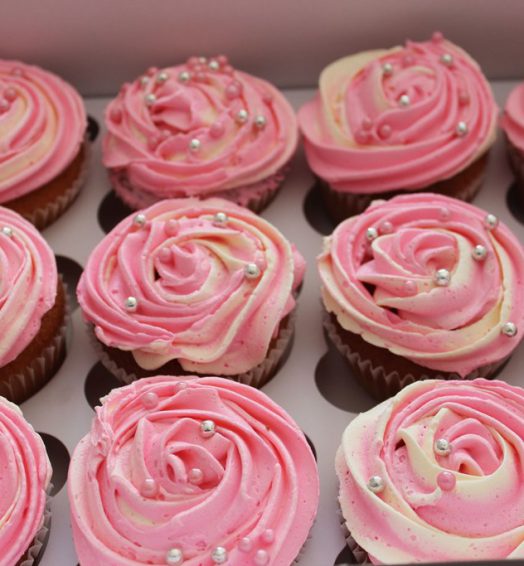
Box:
[77,198,304,374]
[0,396,51,564]
[68,375,319,566]
[0,59,86,203]
[103,56,297,208]
[298,33,497,193]
[0,206,58,367]
[318,193,524,376]
[337,379,524,563]
[501,83,524,153]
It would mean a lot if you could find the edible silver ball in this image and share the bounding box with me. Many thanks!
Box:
[156,71,169,84]
[166,547,184,565]
[211,546,228,564]
[399,94,410,107]
[1,226,13,238]
[178,71,191,83]
[189,138,201,152]
[144,93,157,106]
[484,213,498,230]
[125,296,138,312]
[254,115,267,129]
[472,244,487,261]
[244,263,261,279]
[440,53,454,66]
[366,227,378,242]
[501,322,518,337]
[139,76,150,87]
[434,438,452,456]
[382,62,393,76]
[434,268,451,287]
[213,212,228,225]
[208,59,220,71]
[367,475,385,494]
[236,109,249,124]
[200,420,216,438]
[456,121,468,137]
[133,213,147,227]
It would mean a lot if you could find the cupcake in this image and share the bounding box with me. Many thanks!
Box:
[0,207,68,404]
[337,378,524,564]
[0,396,52,565]
[69,375,319,565]
[501,82,524,191]
[103,56,297,212]
[318,193,524,401]
[77,198,304,387]
[0,60,88,230]
[298,33,498,222]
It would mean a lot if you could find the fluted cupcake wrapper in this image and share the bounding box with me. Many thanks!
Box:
[18,490,52,566]
[318,151,489,224]
[21,139,90,231]
[89,307,297,390]
[323,309,509,402]
[505,134,524,190]
[111,162,291,214]
[0,278,69,404]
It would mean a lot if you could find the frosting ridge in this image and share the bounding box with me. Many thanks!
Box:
[68,375,319,565]
[501,83,524,153]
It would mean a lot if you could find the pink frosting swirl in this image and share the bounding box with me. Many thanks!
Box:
[68,375,319,566]
[337,379,524,563]
[298,33,497,194]
[103,56,297,207]
[501,83,524,153]
[0,59,86,202]
[77,198,304,374]
[0,206,58,367]
[0,396,51,564]
[318,193,524,376]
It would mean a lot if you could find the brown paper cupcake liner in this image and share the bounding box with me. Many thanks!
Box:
[0,279,70,404]
[319,151,489,223]
[89,307,297,390]
[505,134,524,190]
[323,310,509,401]
[18,490,52,566]
[111,162,291,215]
[9,139,91,231]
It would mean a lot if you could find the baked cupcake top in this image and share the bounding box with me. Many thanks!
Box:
[317,193,524,376]
[0,206,58,367]
[77,198,304,375]
[298,33,497,194]
[103,56,297,201]
[501,83,524,153]
[69,375,319,566]
[0,59,86,203]
[0,396,52,564]
[337,378,524,563]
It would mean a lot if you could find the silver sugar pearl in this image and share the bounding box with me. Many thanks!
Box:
[244,263,261,279]
[472,244,487,261]
[367,475,385,494]
[236,109,249,124]
[484,213,499,231]
[188,468,204,485]
[166,547,184,565]
[382,62,393,76]
[144,93,157,106]
[1,226,13,238]
[189,138,201,152]
[399,94,410,107]
[434,438,452,456]
[208,59,220,71]
[501,322,518,337]
[133,213,147,227]
[434,268,451,287]
[139,76,150,87]
[213,212,228,225]
[254,115,267,129]
[440,53,454,67]
[211,546,228,564]
[200,420,216,438]
[178,71,191,83]
[125,296,138,312]
[456,121,468,137]
[366,227,378,242]
[156,71,169,84]
[199,56,208,64]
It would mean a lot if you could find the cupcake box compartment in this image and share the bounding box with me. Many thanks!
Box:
[20,83,524,566]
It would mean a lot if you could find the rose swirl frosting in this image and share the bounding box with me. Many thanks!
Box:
[103,56,297,206]
[318,193,524,376]
[337,379,524,563]
[298,33,497,194]
[68,375,319,566]
[0,206,58,367]
[0,59,86,203]
[77,198,305,375]
[0,396,52,564]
